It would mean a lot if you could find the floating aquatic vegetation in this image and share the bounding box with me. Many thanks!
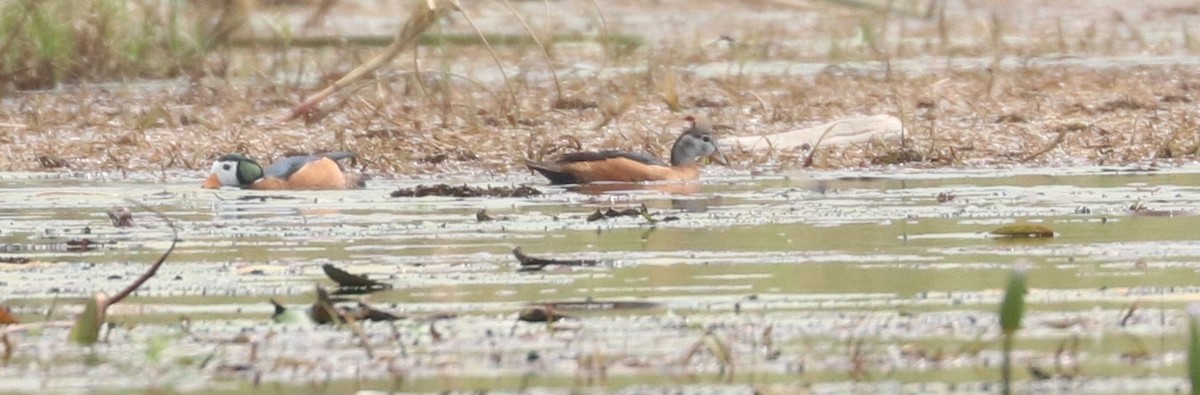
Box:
[586,204,680,223]
[990,224,1055,238]
[389,184,542,198]
[512,247,602,272]
[586,207,641,221]
[1128,201,1193,217]
[64,238,113,252]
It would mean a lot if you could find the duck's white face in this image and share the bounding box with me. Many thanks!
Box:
[207,159,242,187]
[201,155,263,189]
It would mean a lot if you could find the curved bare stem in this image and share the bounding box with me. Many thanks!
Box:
[499,0,561,100]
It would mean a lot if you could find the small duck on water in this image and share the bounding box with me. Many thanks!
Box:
[524,116,727,185]
[202,152,365,190]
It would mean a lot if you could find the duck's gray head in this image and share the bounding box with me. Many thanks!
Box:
[669,116,728,166]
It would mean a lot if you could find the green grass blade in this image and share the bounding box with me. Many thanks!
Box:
[69,296,103,345]
[999,265,1028,335]
[1188,303,1200,395]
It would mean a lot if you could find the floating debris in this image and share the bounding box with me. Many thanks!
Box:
[513,247,602,272]
[390,184,541,198]
[310,286,340,325]
[344,302,456,322]
[1130,209,1189,217]
[518,305,567,322]
[587,207,641,222]
[990,224,1055,238]
[275,287,454,325]
[106,206,134,228]
[586,204,680,223]
[537,300,661,312]
[0,257,30,264]
[475,209,510,222]
[1128,202,1191,217]
[235,195,302,202]
[65,238,113,252]
[353,302,403,322]
[321,264,391,290]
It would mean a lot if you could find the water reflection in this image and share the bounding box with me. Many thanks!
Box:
[566,182,701,196]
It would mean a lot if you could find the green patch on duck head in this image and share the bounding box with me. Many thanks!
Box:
[219,154,264,185]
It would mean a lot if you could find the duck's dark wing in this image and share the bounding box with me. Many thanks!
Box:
[525,150,668,185]
[557,150,668,166]
[524,160,579,185]
[265,152,358,180]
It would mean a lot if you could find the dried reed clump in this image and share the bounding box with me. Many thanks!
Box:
[5,1,1200,175]
[4,64,1200,174]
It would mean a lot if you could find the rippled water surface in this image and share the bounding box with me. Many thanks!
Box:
[2,166,1200,393]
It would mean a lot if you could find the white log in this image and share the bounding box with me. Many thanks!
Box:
[722,114,904,151]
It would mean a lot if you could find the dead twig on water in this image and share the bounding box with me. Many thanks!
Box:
[513,247,601,272]
[322,264,392,290]
[71,197,178,344]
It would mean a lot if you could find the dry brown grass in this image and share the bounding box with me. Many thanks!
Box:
[4,64,1200,174]
[4,0,1200,175]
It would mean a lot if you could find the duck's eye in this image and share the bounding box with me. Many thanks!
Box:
[701,135,712,143]
[222,164,231,171]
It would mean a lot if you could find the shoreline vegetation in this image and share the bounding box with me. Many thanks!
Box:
[3,0,1200,175]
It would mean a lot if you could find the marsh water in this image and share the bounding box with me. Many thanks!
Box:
[2,166,1200,393]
